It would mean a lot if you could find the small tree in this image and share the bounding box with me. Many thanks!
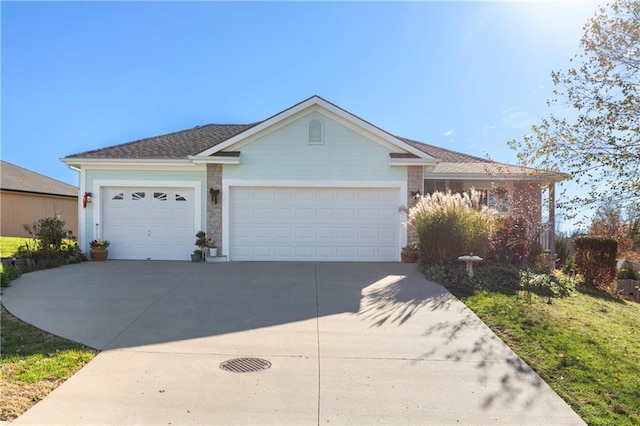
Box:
[573,236,618,289]
[23,217,66,252]
[508,0,640,218]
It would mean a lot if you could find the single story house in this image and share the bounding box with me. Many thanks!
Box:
[62,96,564,262]
[1,160,78,238]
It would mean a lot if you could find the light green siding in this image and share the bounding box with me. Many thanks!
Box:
[223,112,406,182]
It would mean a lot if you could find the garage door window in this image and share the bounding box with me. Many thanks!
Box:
[154,192,167,201]
[112,193,124,201]
[176,193,187,201]
[132,192,145,201]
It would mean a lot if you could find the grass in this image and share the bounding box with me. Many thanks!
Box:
[0,306,98,421]
[447,283,640,426]
[0,236,29,259]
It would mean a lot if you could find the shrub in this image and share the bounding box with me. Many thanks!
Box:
[423,262,573,300]
[573,236,618,289]
[1,264,21,287]
[617,260,639,280]
[407,190,493,265]
[556,235,573,273]
[474,263,522,294]
[24,218,67,251]
[490,215,529,264]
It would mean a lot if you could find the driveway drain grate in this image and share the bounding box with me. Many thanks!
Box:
[220,358,271,373]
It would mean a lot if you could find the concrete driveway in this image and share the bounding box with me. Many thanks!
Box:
[2,261,584,425]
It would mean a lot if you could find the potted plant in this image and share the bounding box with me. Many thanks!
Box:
[401,242,420,263]
[207,239,218,257]
[194,231,218,260]
[191,249,202,262]
[89,240,110,261]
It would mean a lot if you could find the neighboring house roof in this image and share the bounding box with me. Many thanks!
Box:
[1,160,78,197]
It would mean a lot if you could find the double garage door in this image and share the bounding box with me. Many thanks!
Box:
[229,187,400,261]
[102,186,401,261]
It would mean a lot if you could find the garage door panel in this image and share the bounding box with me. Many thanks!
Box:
[358,210,377,220]
[295,246,314,257]
[274,227,293,238]
[317,227,334,238]
[274,209,293,220]
[336,191,356,201]
[274,190,294,201]
[358,228,377,239]
[295,209,314,220]
[358,247,377,257]
[379,209,398,220]
[295,191,314,201]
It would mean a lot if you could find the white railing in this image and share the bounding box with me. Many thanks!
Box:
[539,222,553,253]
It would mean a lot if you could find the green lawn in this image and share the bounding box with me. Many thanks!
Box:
[450,285,640,426]
[0,306,98,421]
[0,236,28,259]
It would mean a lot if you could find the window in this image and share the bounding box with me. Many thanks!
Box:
[112,193,124,201]
[132,192,146,201]
[488,187,509,213]
[154,192,167,201]
[175,194,187,201]
[308,119,323,144]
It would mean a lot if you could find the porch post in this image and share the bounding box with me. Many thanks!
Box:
[548,182,556,271]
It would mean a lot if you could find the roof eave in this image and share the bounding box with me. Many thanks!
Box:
[390,158,440,166]
[188,155,240,165]
[61,158,195,167]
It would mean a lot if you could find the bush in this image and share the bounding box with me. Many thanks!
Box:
[24,218,66,251]
[407,190,493,265]
[1,264,21,287]
[573,236,618,289]
[556,235,573,273]
[617,260,639,280]
[490,215,529,264]
[423,261,573,300]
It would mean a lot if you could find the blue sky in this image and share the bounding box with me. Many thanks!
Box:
[2,1,601,228]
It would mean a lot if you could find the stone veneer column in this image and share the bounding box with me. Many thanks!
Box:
[206,164,223,254]
[406,166,424,245]
[407,166,423,209]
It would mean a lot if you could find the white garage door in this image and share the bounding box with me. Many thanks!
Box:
[102,188,195,260]
[229,187,400,261]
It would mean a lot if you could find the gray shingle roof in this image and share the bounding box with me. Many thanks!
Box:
[396,137,492,163]
[63,114,559,180]
[1,161,78,197]
[65,123,259,159]
[65,122,497,165]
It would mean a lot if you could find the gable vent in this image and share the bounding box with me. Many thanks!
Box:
[308,119,324,144]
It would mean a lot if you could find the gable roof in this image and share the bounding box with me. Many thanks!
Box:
[1,160,78,197]
[62,96,567,182]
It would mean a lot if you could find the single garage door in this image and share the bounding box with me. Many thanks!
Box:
[229,187,400,261]
[102,187,195,260]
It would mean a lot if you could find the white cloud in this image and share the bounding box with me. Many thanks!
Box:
[443,130,453,136]
[483,125,496,131]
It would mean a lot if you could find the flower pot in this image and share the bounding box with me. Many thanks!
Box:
[190,253,201,262]
[401,248,418,263]
[90,248,109,261]
[209,247,218,257]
